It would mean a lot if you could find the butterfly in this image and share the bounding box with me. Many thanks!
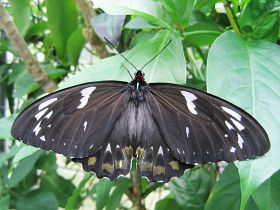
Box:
[11,40,270,183]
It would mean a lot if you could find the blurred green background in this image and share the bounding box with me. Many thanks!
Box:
[0,0,280,209]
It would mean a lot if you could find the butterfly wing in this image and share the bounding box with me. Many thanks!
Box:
[146,83,270,164]
[11,81,130,158]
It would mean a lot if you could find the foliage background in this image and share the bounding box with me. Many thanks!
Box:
[0,0,280,209]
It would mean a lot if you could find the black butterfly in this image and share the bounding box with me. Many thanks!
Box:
[11,41,270,183]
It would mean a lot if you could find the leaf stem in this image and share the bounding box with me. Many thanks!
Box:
[130,170,146,210]
[224,1,242,35]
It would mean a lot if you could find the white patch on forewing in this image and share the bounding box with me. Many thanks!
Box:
[47,124,51,128]
[40,136,46,141]
[225,121,234,130]
[35,108,48,120]
[177,148,181,154]
[230,147,236,153]
[39,98,57,110]
[231,118,245,131]
[225,134,229,138]
[237,134,244,149]
[105,144,112,153]
[33,121,42,136]
[45,110,53,119]
[89,144,93,149]
[77,87,96,109]
[186,127,190,138]
[180,91,198,115]
[116,144,120,149]
[83,121,88,131]
[158,146,163,155]
[222,106,241,121]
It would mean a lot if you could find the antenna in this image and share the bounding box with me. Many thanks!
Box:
[121,64,133,80]
[140,40,172,71]
[104,37,138,72]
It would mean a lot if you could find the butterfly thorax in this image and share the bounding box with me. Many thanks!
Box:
[129,70,148,106]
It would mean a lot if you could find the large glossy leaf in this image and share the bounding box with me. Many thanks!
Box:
[205,164,241,210]
[207,31,280,209]
[9,0,31,35]
[169,166,216,210]
[92,0,171,27]
[16,190,58,210]
[67,28,86,66]
[252,170,280,210]
[60,30,186,87]
[45,0,79,62]
[12,145,39,164]
[155,195,184,210]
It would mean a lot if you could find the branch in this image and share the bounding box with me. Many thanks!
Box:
[0,3,57,93]
[75,0,110,58]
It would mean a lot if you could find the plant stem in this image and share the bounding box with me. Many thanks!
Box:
[75,0,110,58]
[0,3,57,92]
[130,170,146,210]
[224,1,241,35]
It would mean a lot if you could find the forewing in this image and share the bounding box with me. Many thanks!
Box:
[147,83,270,164]
[11,81,130,158]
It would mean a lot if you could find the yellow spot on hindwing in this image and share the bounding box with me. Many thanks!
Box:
[102,163,114,173]
[136,147,145,158]
[153,166,165,175]
[169,161,180,170]
[88,157,97,166]
[124,146,133,157]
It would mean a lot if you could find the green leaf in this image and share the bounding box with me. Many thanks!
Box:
[162,0,194,29]
[67,28,86,66]
[0,144,22,167]
[8,150,43,188]
[205,164,241,210]
[41,172,76,207]
[25,21,49,40]
[45,0,79,62]
[184,22,223,46]
[252,170,280,210]
[43,65,67,80]
[105,177,132,210]
[0,114,17,139]
[16,190,58,210]
[13,145,39,164]
[96,178,114,210]
[194,0,224,10]
[207,31,280,209]
[9,0,31,35]
[66,173,93,210]
[92,0,171,27]
[14,70,39,98]
[0,195,9,210]
[155,195,184,210]
[239,0,280,42]
[169,166,216,210]
[60,30,186,87]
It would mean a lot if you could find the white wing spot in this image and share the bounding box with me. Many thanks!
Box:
[35,108,48,120]
[150,146,153,150]
[39,98,57,110]
[89,144,93,149]
[225,121,234,130]
[206,151,209,154]
[230,147,236,153]
[52,139,54,142]
[177,148,181,154]
[33,121,42,136]
[47,124,51,128]
[40,136,46,141]
[225,134,229,138]
[231,118,245,131]
[45,110,53,119]
[77,87,96,109]
[105,144,112,153]
[83,121,88,131]
[186,127,190,138]
[222,106,242,121]
[158,146,163,155]
[181,91,198,115]
[193,152,196,155]
[63,142,66,146]
[74,145,77,149]
[237,134,244,149]
[116,144,120,149]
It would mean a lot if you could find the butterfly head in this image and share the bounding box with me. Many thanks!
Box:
[134,70,145,82]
